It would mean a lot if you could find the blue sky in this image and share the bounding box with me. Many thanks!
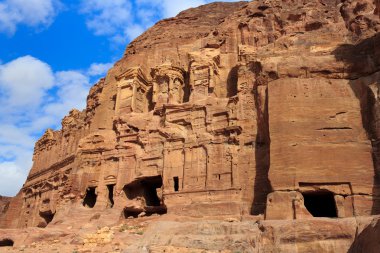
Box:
[0,0,242,196]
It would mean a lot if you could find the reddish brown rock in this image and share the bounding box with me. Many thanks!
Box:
[0,196,10,216]
[348,217,380,253]
[1,0,380,252]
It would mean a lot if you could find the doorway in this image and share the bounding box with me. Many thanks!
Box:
[302,191,337,217]
[83,187,97,208]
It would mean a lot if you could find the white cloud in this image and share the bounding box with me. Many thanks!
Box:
[0,56,54,109]
[0,124,35,149]
[0,126,36,196]
[164,0,206,17]
[123,24,145,43]
[80,0,133,38]
[0,162,29,197]
[43,71,90,121]
[0,0,62,35]
[0,56,110,196]
[87,62,113,76]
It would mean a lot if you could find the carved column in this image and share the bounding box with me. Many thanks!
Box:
[151,63,186,109]
[188,49,221,101]
[115,67,150,115]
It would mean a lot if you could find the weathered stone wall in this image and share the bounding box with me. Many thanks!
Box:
[0,196,10,217]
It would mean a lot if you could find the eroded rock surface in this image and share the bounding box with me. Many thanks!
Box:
[1,0,380,252]
[0,196,10,217]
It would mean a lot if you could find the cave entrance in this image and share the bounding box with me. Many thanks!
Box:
[123,175,167,218]
[0,239,14,247]
[227,66,238,97]
[142,176,162,206]
[38,211,55,228]
[302,191,337,218]
[83,187,97,208]
[107,184,115,208]
[173,177,179,192]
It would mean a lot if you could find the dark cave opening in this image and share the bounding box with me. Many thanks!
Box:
[173,177,179,192]
[83,187,97,208]
[227,66,239,97]
[0,239,14,247]
[107,184,115,208]
[141,177,161,206]
[303,191,338,218]
[123,176,167,218]
[123,207,142,218]
[39,211,55,227]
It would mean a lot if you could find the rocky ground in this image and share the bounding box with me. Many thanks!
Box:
[1,214,379,253]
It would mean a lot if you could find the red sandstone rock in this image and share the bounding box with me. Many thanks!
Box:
[0,196,10,217]
[1,0,380,252]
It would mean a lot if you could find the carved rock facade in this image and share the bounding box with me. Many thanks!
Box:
[1,0,380,234]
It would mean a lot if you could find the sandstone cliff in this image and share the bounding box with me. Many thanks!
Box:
[1,0,380,252]
[0,196,10,216]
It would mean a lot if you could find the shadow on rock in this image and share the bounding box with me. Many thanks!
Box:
[333,32,380,215]
[348,218,380,253]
